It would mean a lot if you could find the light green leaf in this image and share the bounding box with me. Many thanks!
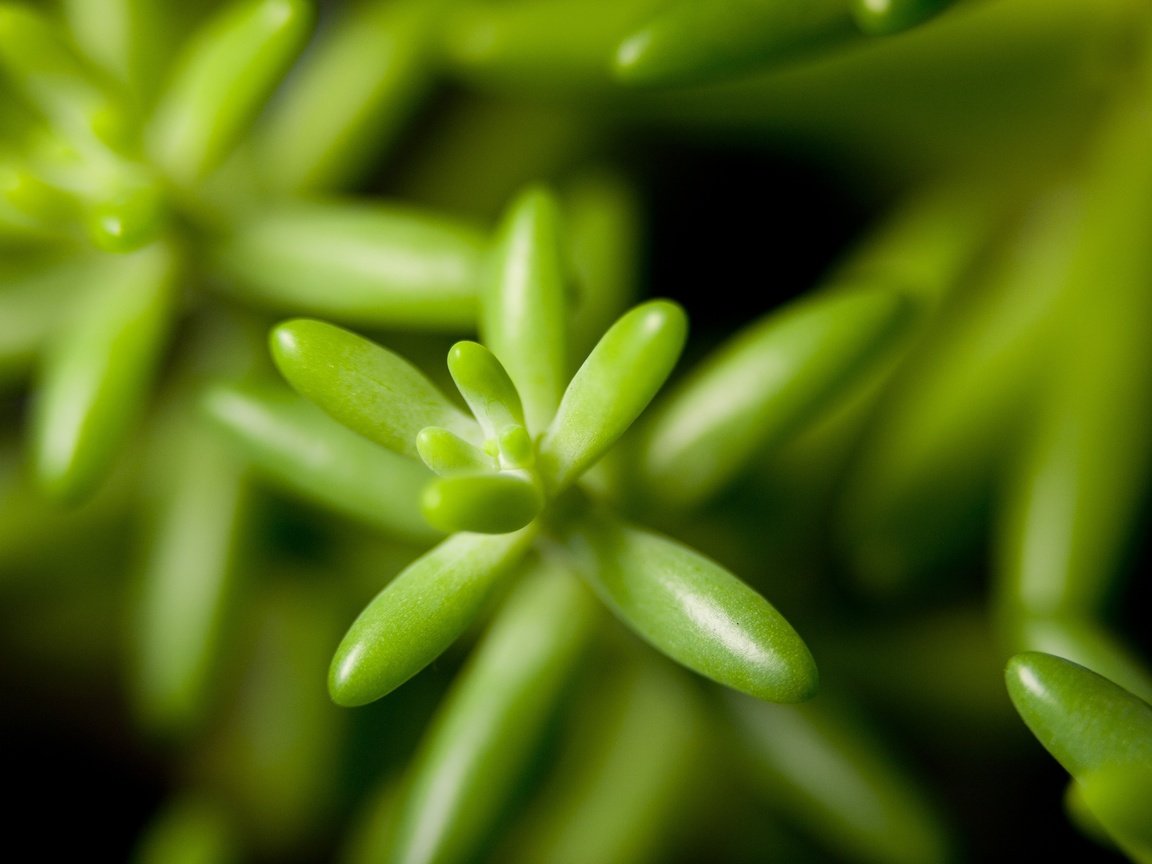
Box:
[0,257,79,388]
[386,561,596,864]
[422,472,543,535]
[270,318,479,460]
[256,0,440,194]
[640,286,912,511]
[212,202,486,329]
[539,300,686,494]
[482,186,569,433]
[201,381,440,542]
[447,340,525,440]
[31,242,178,502]
[60,0,163,95]
[560,511,817,702]
[417,426,498,476]
[328,528,535,706]
[148,0,313,185]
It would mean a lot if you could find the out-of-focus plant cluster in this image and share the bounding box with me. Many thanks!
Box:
[2,0,1151,862]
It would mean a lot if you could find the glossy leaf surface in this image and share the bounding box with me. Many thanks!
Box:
[422,472,542,535]
[213,202,485,329]
[270,318,478,459]
[1005,652,1152,777]
[851,0,964,35]
[386,563,596,864]
[446,341,525,440]
[482,186,569,433]
[329,529,535,706]
[560,512,817,702]
[539,299,686,494]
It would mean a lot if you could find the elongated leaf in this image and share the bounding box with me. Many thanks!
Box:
[726,692,956,864]
[270,318,478,460]
[60,0,163,95]
[201,381,440,542]
[31,242,178,502]
[256,0,439,194]
[386,561,596,864]
[0,5,128,148]
[148,0,312,185]
[417,427,497,476]
[213,202,485,329]
[613,0,858,87]
[1077,767,1152,863]
[447,341,525,440]
[443,0,664,90]
[328,528,535,706]
[482,186,569,433]
[851,0,966,35]
[422,472,543,535]
[640,286,912,511]
[131,418,249,740]
[0,257,79,387]
[560,512,817,702]
[539,300,686,494]
[1005,652,1152,778]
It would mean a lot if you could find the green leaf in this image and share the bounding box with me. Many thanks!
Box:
[1004,652,1152,778]
[559,511,817,702]
[539,300,686,494]
[613,0,858,87]
[851,0,965,36]
[417,426,498,476]
[133,794,241,864]
[148,0,313,185]
[639,286,912,511]
[328,528,535,706]
[386,561,596,864]
[255,0,440,194]
[131,416,249,740]
[1077,767,1152,863]
[201,381,441,543]
[60,0,163,95]
[447,340,526,441]
[0,257,79,388]
[270,318,479,460]
[422,472,543,535]
[0,5,129,149]
[482,186,569,433]
[31,242,178,502]
[212,201,486,329]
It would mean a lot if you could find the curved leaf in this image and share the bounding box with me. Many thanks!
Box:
[559,511,817,702]
[482,186,569,432]
[386,561,596,864]
[851,0,965,36]
[148,0,313,185]
[539,300,686,494]
[447,340,525,440]
[329,528,535,706]
[270,318,478,459]
[422,472,543,535]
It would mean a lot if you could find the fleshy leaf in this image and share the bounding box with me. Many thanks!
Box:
[417,426,498,476]
[1004,652,1152,778]
[447,340,526,440]
[31,242,178,502]
[559,511,817,702]
[851,0,964,36]
[1077,767,1152,863]
[422,472,543,535]
[482,186,569,432]
[148,0,313,185]
[202,381,440,542]
[385,561,596,864]
[329,528,535,706]
[255,0,440,194]
[613,0,858,87]
[639,286,912,511]
[539,300,686,494]
[212,202,485,329]
[270,318,479,460]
